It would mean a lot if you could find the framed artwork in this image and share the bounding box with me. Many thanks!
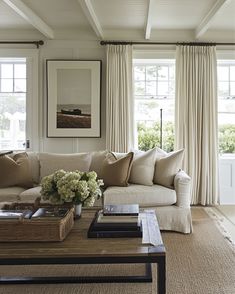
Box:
[46,60,101,137]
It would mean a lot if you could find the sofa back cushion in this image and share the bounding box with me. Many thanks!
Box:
[113,148,156,186]
[27,152,40,184]
[39,152,92,179]
[0,153,34,188]
[129,148,156,186]
[101,152,134,187]
[90,150,109,178]
[154,149,184,188]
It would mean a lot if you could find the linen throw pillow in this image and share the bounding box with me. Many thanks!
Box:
[128,148,157,186]
[101,152,134,187]
[39,152,92,179]
[154,149,184,189]
[0,152,34,188]
[89,150,109,178]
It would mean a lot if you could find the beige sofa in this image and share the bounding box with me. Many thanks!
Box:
[0,151,192,233]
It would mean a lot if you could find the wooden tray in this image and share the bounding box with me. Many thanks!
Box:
[0,202,75,242]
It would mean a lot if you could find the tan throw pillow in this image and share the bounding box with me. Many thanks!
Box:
[101,152,134,187]
[154,149,184,189]
[129,148,157,186]
[0,153,34,188]
[39,152,92,179]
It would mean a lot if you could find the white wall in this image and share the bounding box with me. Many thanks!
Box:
[38,39,106,153]
[219,156,235,204]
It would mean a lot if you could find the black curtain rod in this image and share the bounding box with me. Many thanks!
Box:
[0,40,44,48]
[100,40,235,46]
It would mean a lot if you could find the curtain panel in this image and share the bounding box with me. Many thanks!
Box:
[175,45,218,205]
[105,45,134,152]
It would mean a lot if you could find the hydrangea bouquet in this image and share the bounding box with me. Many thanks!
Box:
[40,170,104,207]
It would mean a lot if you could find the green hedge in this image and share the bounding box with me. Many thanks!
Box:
[137,121,174,153]
[218,124,235,154]
[138,122,235,154]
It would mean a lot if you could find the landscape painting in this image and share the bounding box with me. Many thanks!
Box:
[56,68,91,129]
[47,60,101,137]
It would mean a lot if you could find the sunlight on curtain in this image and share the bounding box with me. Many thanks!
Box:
[175,45,218,205]
[106,45,134,152]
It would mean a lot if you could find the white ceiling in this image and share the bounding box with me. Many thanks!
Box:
[22,0,89,29]
[0,1,30,28]
[0,0,235,41]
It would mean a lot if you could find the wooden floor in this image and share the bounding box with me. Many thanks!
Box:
[213,205,235,244]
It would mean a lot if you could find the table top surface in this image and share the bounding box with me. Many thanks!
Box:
[0,208,165,260]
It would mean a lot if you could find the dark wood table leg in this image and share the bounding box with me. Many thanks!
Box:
[157,256,166,294]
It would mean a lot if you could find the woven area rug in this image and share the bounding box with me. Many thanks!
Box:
[0,208,235,294]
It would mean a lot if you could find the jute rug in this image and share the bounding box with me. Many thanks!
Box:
[216,205,235,226]
[0,208,234,294]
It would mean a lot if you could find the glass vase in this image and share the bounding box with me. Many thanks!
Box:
[74,203,82,218]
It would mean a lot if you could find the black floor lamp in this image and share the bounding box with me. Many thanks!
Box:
[160,108,163,149]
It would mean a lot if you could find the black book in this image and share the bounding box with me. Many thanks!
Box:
[103,204,139,216]
[87,229,142,238]
[87,213,142,238]
[92,221,141,231]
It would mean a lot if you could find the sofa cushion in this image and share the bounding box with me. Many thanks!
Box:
[129,148,156,186]
[90,150,108,178]
[101,152,134,187]
[27,152,40,184]
[155,147,168,158]
[39,152,92,179]
[113,148,156,186]
[0,187,26,202]
[154,149,184,188]
[0,153,34,188]
[103,184,176,207]
[19,186,42,202]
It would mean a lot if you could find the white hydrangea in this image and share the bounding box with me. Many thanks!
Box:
[53,169,67,183]
[87,171,97,180]
[40,170,104,206]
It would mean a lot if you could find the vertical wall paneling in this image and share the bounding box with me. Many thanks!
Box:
[219,157,235,204]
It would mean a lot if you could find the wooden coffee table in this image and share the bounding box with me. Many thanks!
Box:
[0,208,166,294]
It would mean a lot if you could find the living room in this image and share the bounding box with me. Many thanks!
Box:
[0,0,234,293]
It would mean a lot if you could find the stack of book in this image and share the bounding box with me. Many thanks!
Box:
[88,204,142,238]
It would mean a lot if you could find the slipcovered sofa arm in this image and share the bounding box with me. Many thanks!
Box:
[174,170,191,208]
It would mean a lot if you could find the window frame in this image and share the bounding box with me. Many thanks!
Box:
[0,60,26,93]
[217,59,235,156]
[0,49,39,152]
[133,58,175,150]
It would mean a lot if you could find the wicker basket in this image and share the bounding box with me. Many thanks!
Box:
[0,202,75,242]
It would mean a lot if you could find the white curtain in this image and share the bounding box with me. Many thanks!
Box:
[175,45,218,205]
[106,45,134,152]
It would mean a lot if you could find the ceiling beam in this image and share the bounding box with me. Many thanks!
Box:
[78,0,104,39]
[145,0,155,40]
[195,0,231,39]
[3,0,54,39]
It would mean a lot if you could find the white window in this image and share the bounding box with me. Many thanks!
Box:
[217,60,235,154]
[133,59,175,151]
[0,58,26,150]
[0,49,38,151]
